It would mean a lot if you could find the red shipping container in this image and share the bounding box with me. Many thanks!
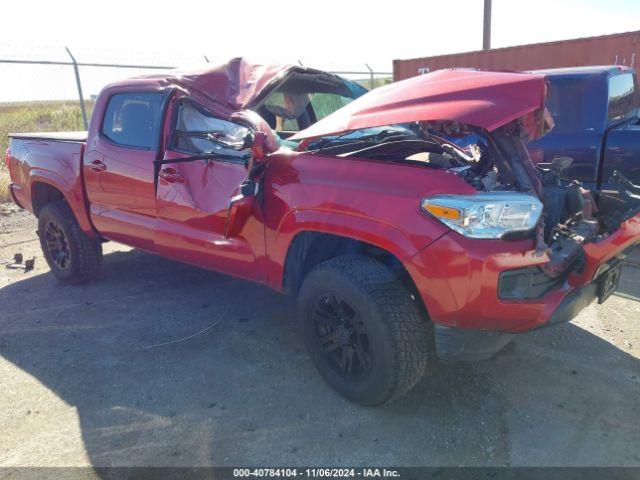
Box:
[393,30,640,81]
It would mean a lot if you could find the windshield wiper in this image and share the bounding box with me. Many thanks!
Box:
[174,130,248,151]
[309,129,415,152]
[155,151,250,167]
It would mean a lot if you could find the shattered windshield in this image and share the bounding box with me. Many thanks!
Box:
[304,122,473,159]
[311,125,413,143]
[254,72,367,148]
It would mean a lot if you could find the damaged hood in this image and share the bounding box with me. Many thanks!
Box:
[290,69,549,141]
[170,57,293,111]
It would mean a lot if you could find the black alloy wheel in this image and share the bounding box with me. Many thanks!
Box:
[298,255,430,405]
[44,219,71,270]
[312,292,373,381]
[37,201,103,283]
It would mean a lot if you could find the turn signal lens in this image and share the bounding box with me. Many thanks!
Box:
[423,203,461,220]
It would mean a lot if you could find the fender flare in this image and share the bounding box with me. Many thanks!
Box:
[28,170,97,237]
[268,208,426,290]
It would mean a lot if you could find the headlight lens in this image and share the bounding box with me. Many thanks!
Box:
[421,192,543,239]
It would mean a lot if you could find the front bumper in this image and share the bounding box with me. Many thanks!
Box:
[406,212,640,336]
[433,279,600,361]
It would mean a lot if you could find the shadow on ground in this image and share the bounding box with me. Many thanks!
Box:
[1,249,639,467]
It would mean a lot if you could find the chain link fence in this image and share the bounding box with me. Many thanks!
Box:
[0,46,392,158]
[0,46,391,202]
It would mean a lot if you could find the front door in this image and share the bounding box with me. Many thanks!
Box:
[83,91,165,251]
[154,99,266,282]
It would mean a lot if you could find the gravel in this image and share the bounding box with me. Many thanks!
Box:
[1,207,639,467]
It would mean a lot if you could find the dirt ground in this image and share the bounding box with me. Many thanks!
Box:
[1,205,639,467]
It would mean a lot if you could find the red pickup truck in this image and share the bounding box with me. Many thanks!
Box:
[6,58,640,405]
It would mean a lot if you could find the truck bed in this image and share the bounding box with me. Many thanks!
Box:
[6,133,92,234]
[8,131,87,142]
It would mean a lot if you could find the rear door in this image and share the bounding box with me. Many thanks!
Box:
[154,99,266,281]
[601,73,640,186]
[83,91,165,251]
[526,74,606,189]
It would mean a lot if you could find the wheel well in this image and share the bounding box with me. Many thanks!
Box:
[31,182,65,216]
[282,232,427,315]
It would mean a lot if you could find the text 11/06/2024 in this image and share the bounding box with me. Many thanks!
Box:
[233,468,400,478]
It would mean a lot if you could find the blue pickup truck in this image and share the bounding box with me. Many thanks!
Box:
[443,65,639,224]
[527,66,640,212]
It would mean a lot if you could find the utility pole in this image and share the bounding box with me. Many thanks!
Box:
[483,0,492,50]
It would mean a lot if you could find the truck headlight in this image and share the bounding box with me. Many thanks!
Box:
[421,192,543,239]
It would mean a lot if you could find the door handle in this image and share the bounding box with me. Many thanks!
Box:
[88,160,106,172]
[159,167,185,183]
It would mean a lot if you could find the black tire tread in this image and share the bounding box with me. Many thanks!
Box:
[38,201,102,283]
[304,254,429,405]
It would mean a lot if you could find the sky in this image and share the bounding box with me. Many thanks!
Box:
[1,0,639,101]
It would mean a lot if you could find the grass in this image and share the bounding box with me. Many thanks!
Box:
[0,170,9,203]
[357,77,393,89]
[0,101,92,203]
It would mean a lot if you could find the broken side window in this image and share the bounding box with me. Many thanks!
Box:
[173,102,251,159]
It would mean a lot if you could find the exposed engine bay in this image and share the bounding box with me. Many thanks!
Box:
[305,121,640,278]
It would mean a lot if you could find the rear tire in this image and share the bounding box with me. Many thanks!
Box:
[38,201,102,283]
[298,255,429,405]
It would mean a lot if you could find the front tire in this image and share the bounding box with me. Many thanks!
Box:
[298,255,429,405]
[38,201,103,283]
